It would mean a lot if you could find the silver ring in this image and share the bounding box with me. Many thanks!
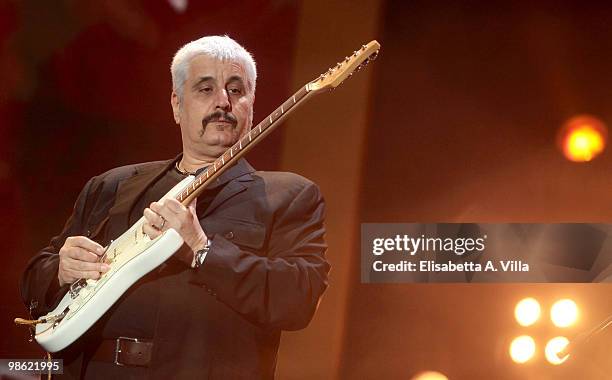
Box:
[159,218,166,230]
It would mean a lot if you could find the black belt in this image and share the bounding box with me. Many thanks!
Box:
[91,337,153,367]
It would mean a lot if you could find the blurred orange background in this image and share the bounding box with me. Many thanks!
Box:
[1,1,611,379]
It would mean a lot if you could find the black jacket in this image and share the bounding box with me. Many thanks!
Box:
[20,156,330,379]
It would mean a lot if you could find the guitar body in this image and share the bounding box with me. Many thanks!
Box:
[34,176,194,352]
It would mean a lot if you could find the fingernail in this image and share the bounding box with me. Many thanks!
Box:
[97,247,104,254]
[101,264,110,271]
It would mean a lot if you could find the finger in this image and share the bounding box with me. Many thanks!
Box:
[64,247,100,262]
[149,201,167,215]
[164,198,188,213]
[80,270,104,281]
[65,257,110,273]
[150,201,181,224]
[144,208,165,228]
[65,236,105,256]
[151,205,183,230]
[61,268,81,284]
[143,222,161,239]
[188,197,197,213]
[61,267,104,283]
[187,197,199,220]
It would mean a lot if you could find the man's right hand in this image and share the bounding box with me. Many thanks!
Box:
[58,236,110,286]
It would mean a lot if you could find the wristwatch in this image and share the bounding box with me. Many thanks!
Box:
[192,239,212,268]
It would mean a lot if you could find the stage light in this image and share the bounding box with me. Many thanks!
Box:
[550,299,578,328]
[545,336,569,365]
[411,370,448,380]
[509,335,536,364]
[558,115,607,162]
[514,298,541,327]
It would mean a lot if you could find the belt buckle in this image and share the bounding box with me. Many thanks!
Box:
[114,336,139,366]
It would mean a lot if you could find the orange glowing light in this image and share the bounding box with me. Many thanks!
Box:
[509,335,536,364]
[411,371,449,380]
[559,115,607,162]
[550,299,579,328]
[514,297,541,327]
[545,336,570,365]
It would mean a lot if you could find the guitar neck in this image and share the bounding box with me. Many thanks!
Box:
[176,85,315,205]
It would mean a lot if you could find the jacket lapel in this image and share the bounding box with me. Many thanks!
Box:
[106,156,179,235]
[202,158,255,217]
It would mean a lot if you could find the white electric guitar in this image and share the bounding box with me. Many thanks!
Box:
[17,40,380,353]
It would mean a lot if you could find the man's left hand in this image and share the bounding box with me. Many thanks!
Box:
[143,198,208,259]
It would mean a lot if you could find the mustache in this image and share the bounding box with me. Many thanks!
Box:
[202,111,238,128]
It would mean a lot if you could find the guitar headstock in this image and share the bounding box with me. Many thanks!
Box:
[307,40,381,92]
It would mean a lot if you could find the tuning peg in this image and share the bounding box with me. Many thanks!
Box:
[361,44,367,50]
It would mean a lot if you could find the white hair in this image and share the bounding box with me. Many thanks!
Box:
[171,35,257,100]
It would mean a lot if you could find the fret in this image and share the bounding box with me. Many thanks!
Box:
[281,105,284,113]
[221,155,224,165]
[206,171,209,179]
[258,124,262,133]
[248,133,252,142]
[239,139,242,149]
[230,147,234,157]
[269,115,272,124]
[292,95,296,103]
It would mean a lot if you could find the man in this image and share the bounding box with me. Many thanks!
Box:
[19,35,330,379]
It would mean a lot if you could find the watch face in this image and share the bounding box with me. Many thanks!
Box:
[196,248,208,267]
[197,253,206,266]
[195,241,211,267]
